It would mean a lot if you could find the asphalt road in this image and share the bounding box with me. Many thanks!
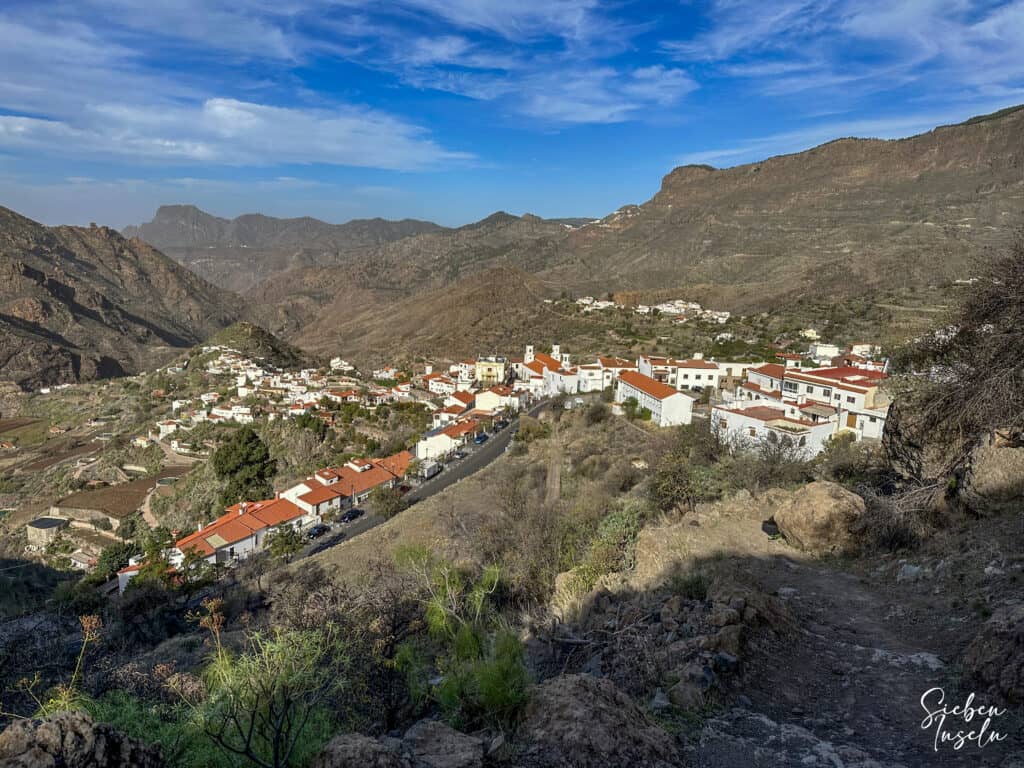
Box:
[300,398,549,559]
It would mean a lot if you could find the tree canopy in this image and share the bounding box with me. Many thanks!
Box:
[212,426,276,506]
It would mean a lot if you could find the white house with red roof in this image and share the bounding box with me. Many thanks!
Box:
[614,371,696,427]
[711,404,837,458]
[415,419,480,460]
[725,363,891,450]
[423,372,458,396]
[474,385,522,413]
[638,354,723,392]
[445,390,476,410]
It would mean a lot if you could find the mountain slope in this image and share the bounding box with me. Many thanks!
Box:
[0,207,239,388]
[249,211,577,337]
[552,104,1024,308]
[124,205,445,293]
[281,105,1024,362]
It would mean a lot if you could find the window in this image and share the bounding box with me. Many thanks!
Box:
[783,381,798,393]
[806,385,814,393]
[869,416,877,423]
[798,436,807,446]
[748,427,756,437]
[822,387,832,398]
[720,419,728,429]
[695,374,702,380]
[846,396,855,404]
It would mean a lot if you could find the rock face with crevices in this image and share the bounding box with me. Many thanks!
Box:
[962,602,1024,705]
[0,206,239,388]
[0,711,163,768]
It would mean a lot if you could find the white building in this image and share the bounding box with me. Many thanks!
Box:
[615,371,696,427]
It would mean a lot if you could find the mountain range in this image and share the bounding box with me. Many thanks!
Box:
[123,206,446,293]
[1,105,1022,386]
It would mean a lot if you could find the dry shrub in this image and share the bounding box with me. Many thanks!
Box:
[859,485,943,552]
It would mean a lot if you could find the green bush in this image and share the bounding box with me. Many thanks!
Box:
[585,402,609,425]
[666,571,708,601]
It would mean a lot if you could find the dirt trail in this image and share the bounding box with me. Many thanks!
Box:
[739,560,1019,766]
[633,499,1022,766]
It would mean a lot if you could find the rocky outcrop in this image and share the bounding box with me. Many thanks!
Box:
[0,711,163,767]
[770,481,866,554]
[311,733,412,768]
[692,709,906,767]
[508,675,680,768]
[312,721,482,768]
[962,444,1024,515]
[962,602,1024,704]
[400,720,483,768]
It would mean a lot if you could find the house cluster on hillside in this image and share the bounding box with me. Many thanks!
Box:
[574,295,731,323]
[712,355,890,456]
[117,449,413,592]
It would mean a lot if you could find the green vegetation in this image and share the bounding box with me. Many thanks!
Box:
[212,426,276,506]
[167,598,345,768]
[393,547,530,730]
[569,499,646,594]
[369,485,408,519]
[267,526,304,563]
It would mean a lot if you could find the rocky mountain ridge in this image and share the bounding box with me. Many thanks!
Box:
[0,207,239,388]
[124,205,446,293]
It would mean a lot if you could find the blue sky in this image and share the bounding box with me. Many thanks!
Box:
[1,0,1022,228]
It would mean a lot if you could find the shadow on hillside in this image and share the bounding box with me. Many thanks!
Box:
[532,547,1023,768]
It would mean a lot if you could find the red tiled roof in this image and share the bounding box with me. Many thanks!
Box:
[488,385,513,396]
[749,363,786,379]
[175,498,306,557]
[598,356,634,369]
[739,381,782,398]
[298,484,345,506]
[442,420,479,439]
[617,371,683,401]
[374,450,413,478]
[531,353,562,370]
[451,391,475,405]
[718,406,816,428]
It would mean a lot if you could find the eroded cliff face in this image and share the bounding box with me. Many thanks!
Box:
[0,207,239,388]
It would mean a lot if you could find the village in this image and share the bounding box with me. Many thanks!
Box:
[15,318,891,595]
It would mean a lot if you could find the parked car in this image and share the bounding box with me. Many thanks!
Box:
[473,433,489,445]
[306,524,330,540]
[340,508,365,523]
[453,450,468,460]
[494,419,509,431]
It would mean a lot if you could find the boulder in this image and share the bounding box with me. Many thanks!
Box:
[962,602,1024,704]
[961,444,1024,515]
[401,720,483,768]
[509,674,680,768]
[312,733,411,768]
[771,481,866,554]
[0,711,163,768]
[668,680,704,709]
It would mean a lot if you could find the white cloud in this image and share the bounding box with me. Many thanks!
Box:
[0,98,471,169]
[661,0,1024,102]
